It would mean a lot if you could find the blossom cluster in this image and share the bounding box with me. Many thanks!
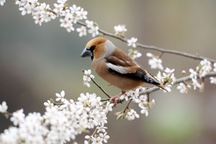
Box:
[114,24,127,37]
[7,0,100,37]
[188,59,215,90]
[118,87,156,119]
[128,49,142,60]
[176,59,216,93]
[83,69,95,87]
[3,0,139,50]
[0,92,114,144]
[113,24,138,48]
[156,68,175,92]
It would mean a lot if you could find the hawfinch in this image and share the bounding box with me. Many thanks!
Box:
[81,37,168,96]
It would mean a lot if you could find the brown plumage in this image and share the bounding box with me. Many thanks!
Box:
[81,37,169,93]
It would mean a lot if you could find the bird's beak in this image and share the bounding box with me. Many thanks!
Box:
[80,48,92,58]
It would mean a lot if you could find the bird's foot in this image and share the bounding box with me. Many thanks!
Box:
[110,93,122,107]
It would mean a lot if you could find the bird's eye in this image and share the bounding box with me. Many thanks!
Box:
[89,45,96,52]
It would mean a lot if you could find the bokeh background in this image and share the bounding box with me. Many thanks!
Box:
[0,0,216,144]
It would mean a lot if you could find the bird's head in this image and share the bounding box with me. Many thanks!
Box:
[81,37,116,60]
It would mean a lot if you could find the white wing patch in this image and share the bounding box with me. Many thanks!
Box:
[106,63,128,74]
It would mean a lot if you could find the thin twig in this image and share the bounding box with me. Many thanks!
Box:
[125,99,133,109]
[82,70,111,98]
[91,78,111,98]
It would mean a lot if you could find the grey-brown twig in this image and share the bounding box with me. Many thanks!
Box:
[46,8,216,63]
[82,70,111,98]
[140,71,216,95]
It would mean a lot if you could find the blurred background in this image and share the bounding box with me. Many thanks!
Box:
[0,0,216,144]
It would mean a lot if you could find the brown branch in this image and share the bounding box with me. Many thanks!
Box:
[139,71,216,95]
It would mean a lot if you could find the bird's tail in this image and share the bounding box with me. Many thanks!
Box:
[143,73,171,92]
[157,83,171,92]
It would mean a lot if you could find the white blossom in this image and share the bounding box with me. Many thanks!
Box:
[177,82,188,93]
[146,53,164,70]
[114,25,127,36]
[191,78,201,90]
[127,37,137,48]
[57,0,68,4]
[83,69,95,87]
[125,109,139,120]
[0,0,6,6]
[104,102,114,112]
[213,63,216,72]
[156,68,174,92]
[10,109,25,126]
[77,8,88,20]
[149,57,163,70]
[189,68,197,79]
[44,100,54,108]
[60,17,75,32]
[0,101,8,113]
[32,3,56,25]
[210,77,216,84]
[70,4,81,14]
[88,25,99,37]
[99,132,110,143]
[85,20,100,37]
[85,20,94,28]
[19,2,34,15]
[119,93,129,101]
[55,90,65,102]
[97,125,108,133]
[0,127,19,143]
[136,95,154,116]
[128,49,142,59]
[198,59,212,77]
[53,2,64,16]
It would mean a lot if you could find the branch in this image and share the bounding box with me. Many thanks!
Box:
[136,43,216,62]
[140,71,216,94]
[97,26,216,62]
[82,70,111,98]
[58,11,215,62]
[99,30,216,62]
[91,79,111,98]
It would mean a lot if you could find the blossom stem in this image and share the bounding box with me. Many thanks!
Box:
[123,99,133,113]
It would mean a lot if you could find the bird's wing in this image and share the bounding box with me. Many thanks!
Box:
[105,55,138,74]
[106,55,161,84]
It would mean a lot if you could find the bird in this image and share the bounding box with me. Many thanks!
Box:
[81,37,169,104]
